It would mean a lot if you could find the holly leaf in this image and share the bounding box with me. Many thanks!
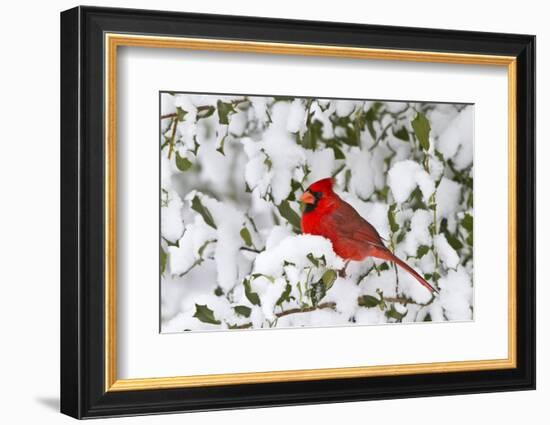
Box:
[176,106,187,122]
[175,152,192,171]
[240,226,253,247]
[385,305,407,321]
[160,246,167,274]
[243,278,261,306]
[417,245,430,258]
[393,126,410,141]
[306,253,319,267]
[358,295,380,308]
[309,281,326,307]
[217,100,235,124]
[276,283,293,307]
[411,112,431,151]
[277,200,301,231]
[321,269,337,290]
[191,195,217,229]
[388,203,400,232]
[444,231,463,251]
[193,304,221,325]
[234,305,252,318]
[197,105,215,119]
[461,213,473,232]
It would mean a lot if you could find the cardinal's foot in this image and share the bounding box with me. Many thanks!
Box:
[338,260,351,278]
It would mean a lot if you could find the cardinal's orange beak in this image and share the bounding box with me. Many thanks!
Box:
[299,191,315,204]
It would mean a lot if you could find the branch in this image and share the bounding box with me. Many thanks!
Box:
[227,302,337,329]
[275,302,336,318]
[383,295,435,307]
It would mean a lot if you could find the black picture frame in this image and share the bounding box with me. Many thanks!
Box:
[61,5,536,419]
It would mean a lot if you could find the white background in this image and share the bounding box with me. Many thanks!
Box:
[119,48,508,378]
[0,0,544,424]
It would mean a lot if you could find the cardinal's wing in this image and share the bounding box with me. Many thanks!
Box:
[328,200,387,249]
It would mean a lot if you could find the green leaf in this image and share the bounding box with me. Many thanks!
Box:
[197,105,215,119]
[385,305,407,321]
[214,286,224,296]
[393,126,410,141]
[330,144,346,160]
[461,213,473,233]
[160,246,167,274]
[191,195,217,229]
[306,253,319,267]
[176,106,188,122]
[240,226,253,247]
[444,231,463,251]
[308,281,327,307]
[321,269,337,290]
[264,155,273,171]
[198,239,215,258]
[417,245,430,258]
[364,104,381,140]
[250,273,275,283]
[234,305,252,318]
[217,100,235,124]
[276,283,293,307]
[175,152,193,171]
[277,200,301,231]
[243,278,261,306]
[378,262,390,271]
[411,112,431,151]
[193,304,221,325]
[162,236,179,247]
[388,203,400,232]
[216,134,228,156]
[358,295,380,308]
[299,120,322,150]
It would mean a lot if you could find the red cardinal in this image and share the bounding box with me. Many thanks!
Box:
[299,177,438,294]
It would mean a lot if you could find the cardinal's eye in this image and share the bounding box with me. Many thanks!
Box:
[312,191,322,200]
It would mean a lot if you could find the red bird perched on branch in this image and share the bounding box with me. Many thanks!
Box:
[299,177,438,294]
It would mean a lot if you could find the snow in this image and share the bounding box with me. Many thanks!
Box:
[403,209,432,256]
[436,106,473,170]
[254,234,345,277]
[168,217,216,275]
[286,99,307,134]
[435,177,462,219]
[160,189,184,242]
[434,234,460,269]
[388,160,435,204]
[190,191,248,291]
[335,100,356,117]
[160,93,474,332]
[304,148,335,186]
[439,266,473,321]
[241,103,306,204]
[347,147,375,200]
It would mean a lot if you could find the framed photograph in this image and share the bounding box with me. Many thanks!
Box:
[60,6,535,419]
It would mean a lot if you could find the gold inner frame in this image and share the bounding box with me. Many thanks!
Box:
[104,33,517,392]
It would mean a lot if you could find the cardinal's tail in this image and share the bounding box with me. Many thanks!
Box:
[370,248,439,294]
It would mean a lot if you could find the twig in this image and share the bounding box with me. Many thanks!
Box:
[167,117,178,159]
[227,302,337,330]
[383,295,435,307]
[239,246,263,254]
[275,302,336,318]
